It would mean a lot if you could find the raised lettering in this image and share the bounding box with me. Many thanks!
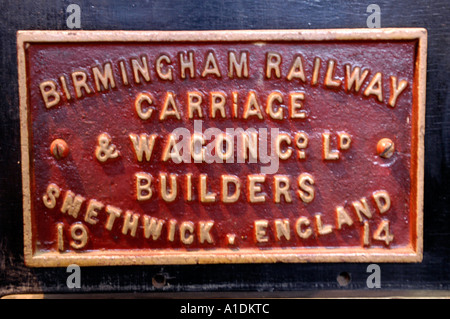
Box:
[122,211,140,237]
[129,133,157,162]
[39,80,60,108]
[297,173,315,203]
[248,175,266,203]
[254,220,269,243]
[131,56,150,83]
[274,175,292,203]
[266,52,281,78]
[389,76,408,108]
[221,175,241,203]
[155,55,173,81]
[136,172,152,201]
[92,63,116,92]
[275,219,291,241]
[84,199,104,225]
[61,191,85,218]
[228,51,248,78]
[160,173,177,202]
[142,215,164,240]
[134,93,154,120]
[43,183,61,209]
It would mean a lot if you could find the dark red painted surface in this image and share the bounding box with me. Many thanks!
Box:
[26,40,417,253]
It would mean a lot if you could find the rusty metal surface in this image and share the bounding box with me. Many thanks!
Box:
[17,29,426,267]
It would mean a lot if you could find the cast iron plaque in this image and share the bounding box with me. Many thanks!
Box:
[18,29,427,267]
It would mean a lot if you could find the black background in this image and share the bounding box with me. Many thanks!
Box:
[0,0,449,297]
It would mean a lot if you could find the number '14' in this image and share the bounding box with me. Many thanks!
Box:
[363,220,394,246]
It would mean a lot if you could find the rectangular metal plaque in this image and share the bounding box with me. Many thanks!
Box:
[18,29,427,267]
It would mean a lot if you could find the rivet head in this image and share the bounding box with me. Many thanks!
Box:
[377,138,395,158]
[50,139,69,160]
